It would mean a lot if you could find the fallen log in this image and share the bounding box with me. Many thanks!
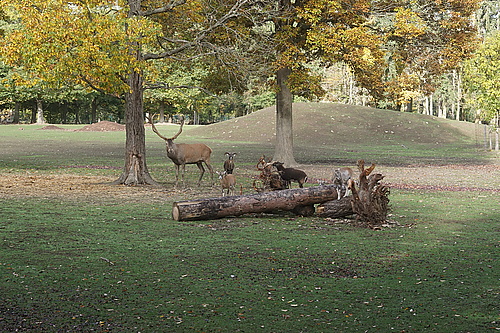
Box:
[172,185,339,221]
[316,196,354,218]
[349,160,390,226]
[316,160,390,222]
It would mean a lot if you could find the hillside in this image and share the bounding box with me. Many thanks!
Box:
[187,102,484,165]
[192,102,475,144]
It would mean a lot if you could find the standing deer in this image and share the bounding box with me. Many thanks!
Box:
[223,152,237,174]
[216,171,236,196]
[272,161,308,188]
[149,115,213,186]
[332,167,354,199]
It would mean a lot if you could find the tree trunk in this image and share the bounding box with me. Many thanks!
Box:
[36,99,45,124]
[316,196,354,218]
[159,101,166,123]
[112,0,158,186]
[13,102,20,124]
[495,128,499,152]
[172,185,340,221]
[113,70,158,186]
[61,103,68,124]
[91,97,98,123]
[273,67,297,166]
[30,101,36,124]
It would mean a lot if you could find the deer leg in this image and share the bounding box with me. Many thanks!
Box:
[204,161,214,185]
[196,162,205,185]
[180,164,187,186]
[174,164,181,187]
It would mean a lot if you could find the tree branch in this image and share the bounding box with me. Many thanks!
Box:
[143,0,261,60]
[143,83,220,98]
[137,0,187,16]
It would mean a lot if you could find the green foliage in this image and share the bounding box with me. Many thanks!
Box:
[376,0,481,108]
[463,32,500,126]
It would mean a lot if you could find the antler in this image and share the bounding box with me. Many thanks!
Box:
[146,114,169,141]
[171,115,185,140]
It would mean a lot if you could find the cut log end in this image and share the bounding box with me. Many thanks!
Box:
[172,204,180,221]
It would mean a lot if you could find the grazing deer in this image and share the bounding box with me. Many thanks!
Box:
[149,115,213,186]
[223,152,237,174]
[332,167,354,199]
[272,161,308,188]
[216,171,236,196]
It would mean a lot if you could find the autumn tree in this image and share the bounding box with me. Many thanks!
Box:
[463,32,500,127]
[373,0,481,111]
[271,0,385,165]
[1,0,274,185]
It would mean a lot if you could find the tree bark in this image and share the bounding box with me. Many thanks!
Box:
[113,70,158,186]
[91,97,98,123]
[36,99,45,124]
[113,0,158,186]
[172,185,340,221]
[13,102,20,124]
[273,67,298,166]
[316,196,354,218]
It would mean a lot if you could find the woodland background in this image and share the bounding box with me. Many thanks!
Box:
[1,0,500,128]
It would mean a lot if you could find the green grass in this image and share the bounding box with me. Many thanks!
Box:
[1,103,499,331]
[1,191,498,332]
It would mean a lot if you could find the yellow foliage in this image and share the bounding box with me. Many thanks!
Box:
[393,8,426,39]
[1,0,161,94]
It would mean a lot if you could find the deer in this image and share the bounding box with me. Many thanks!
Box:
[223,152,237,174]
[148,115,214,187]
[332,167,354,200]
[216,171,236,196]
[272,161,308,188]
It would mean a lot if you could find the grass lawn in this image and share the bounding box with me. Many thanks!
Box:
[1,190,498,332]
[1,103,499,332]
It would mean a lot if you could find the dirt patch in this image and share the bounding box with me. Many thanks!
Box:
[38,125,68,130]
[1,163,498,202]
[75,121,125,132]
[0,173,217,203]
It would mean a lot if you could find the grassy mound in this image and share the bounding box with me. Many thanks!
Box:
[189,102,484,165]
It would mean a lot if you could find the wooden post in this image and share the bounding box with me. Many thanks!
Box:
[172,185,339,221]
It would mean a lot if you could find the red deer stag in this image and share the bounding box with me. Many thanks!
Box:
[149,115,213,186]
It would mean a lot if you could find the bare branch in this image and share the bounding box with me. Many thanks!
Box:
[137,0,187,16]
[144,83,220,98]
[143,0,266,60]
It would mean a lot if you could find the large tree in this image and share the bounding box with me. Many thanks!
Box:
[272,0,385,165]
[270,0,481,166]
[2,0,273,185]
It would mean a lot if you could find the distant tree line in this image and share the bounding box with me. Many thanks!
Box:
[1,1,498,127]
